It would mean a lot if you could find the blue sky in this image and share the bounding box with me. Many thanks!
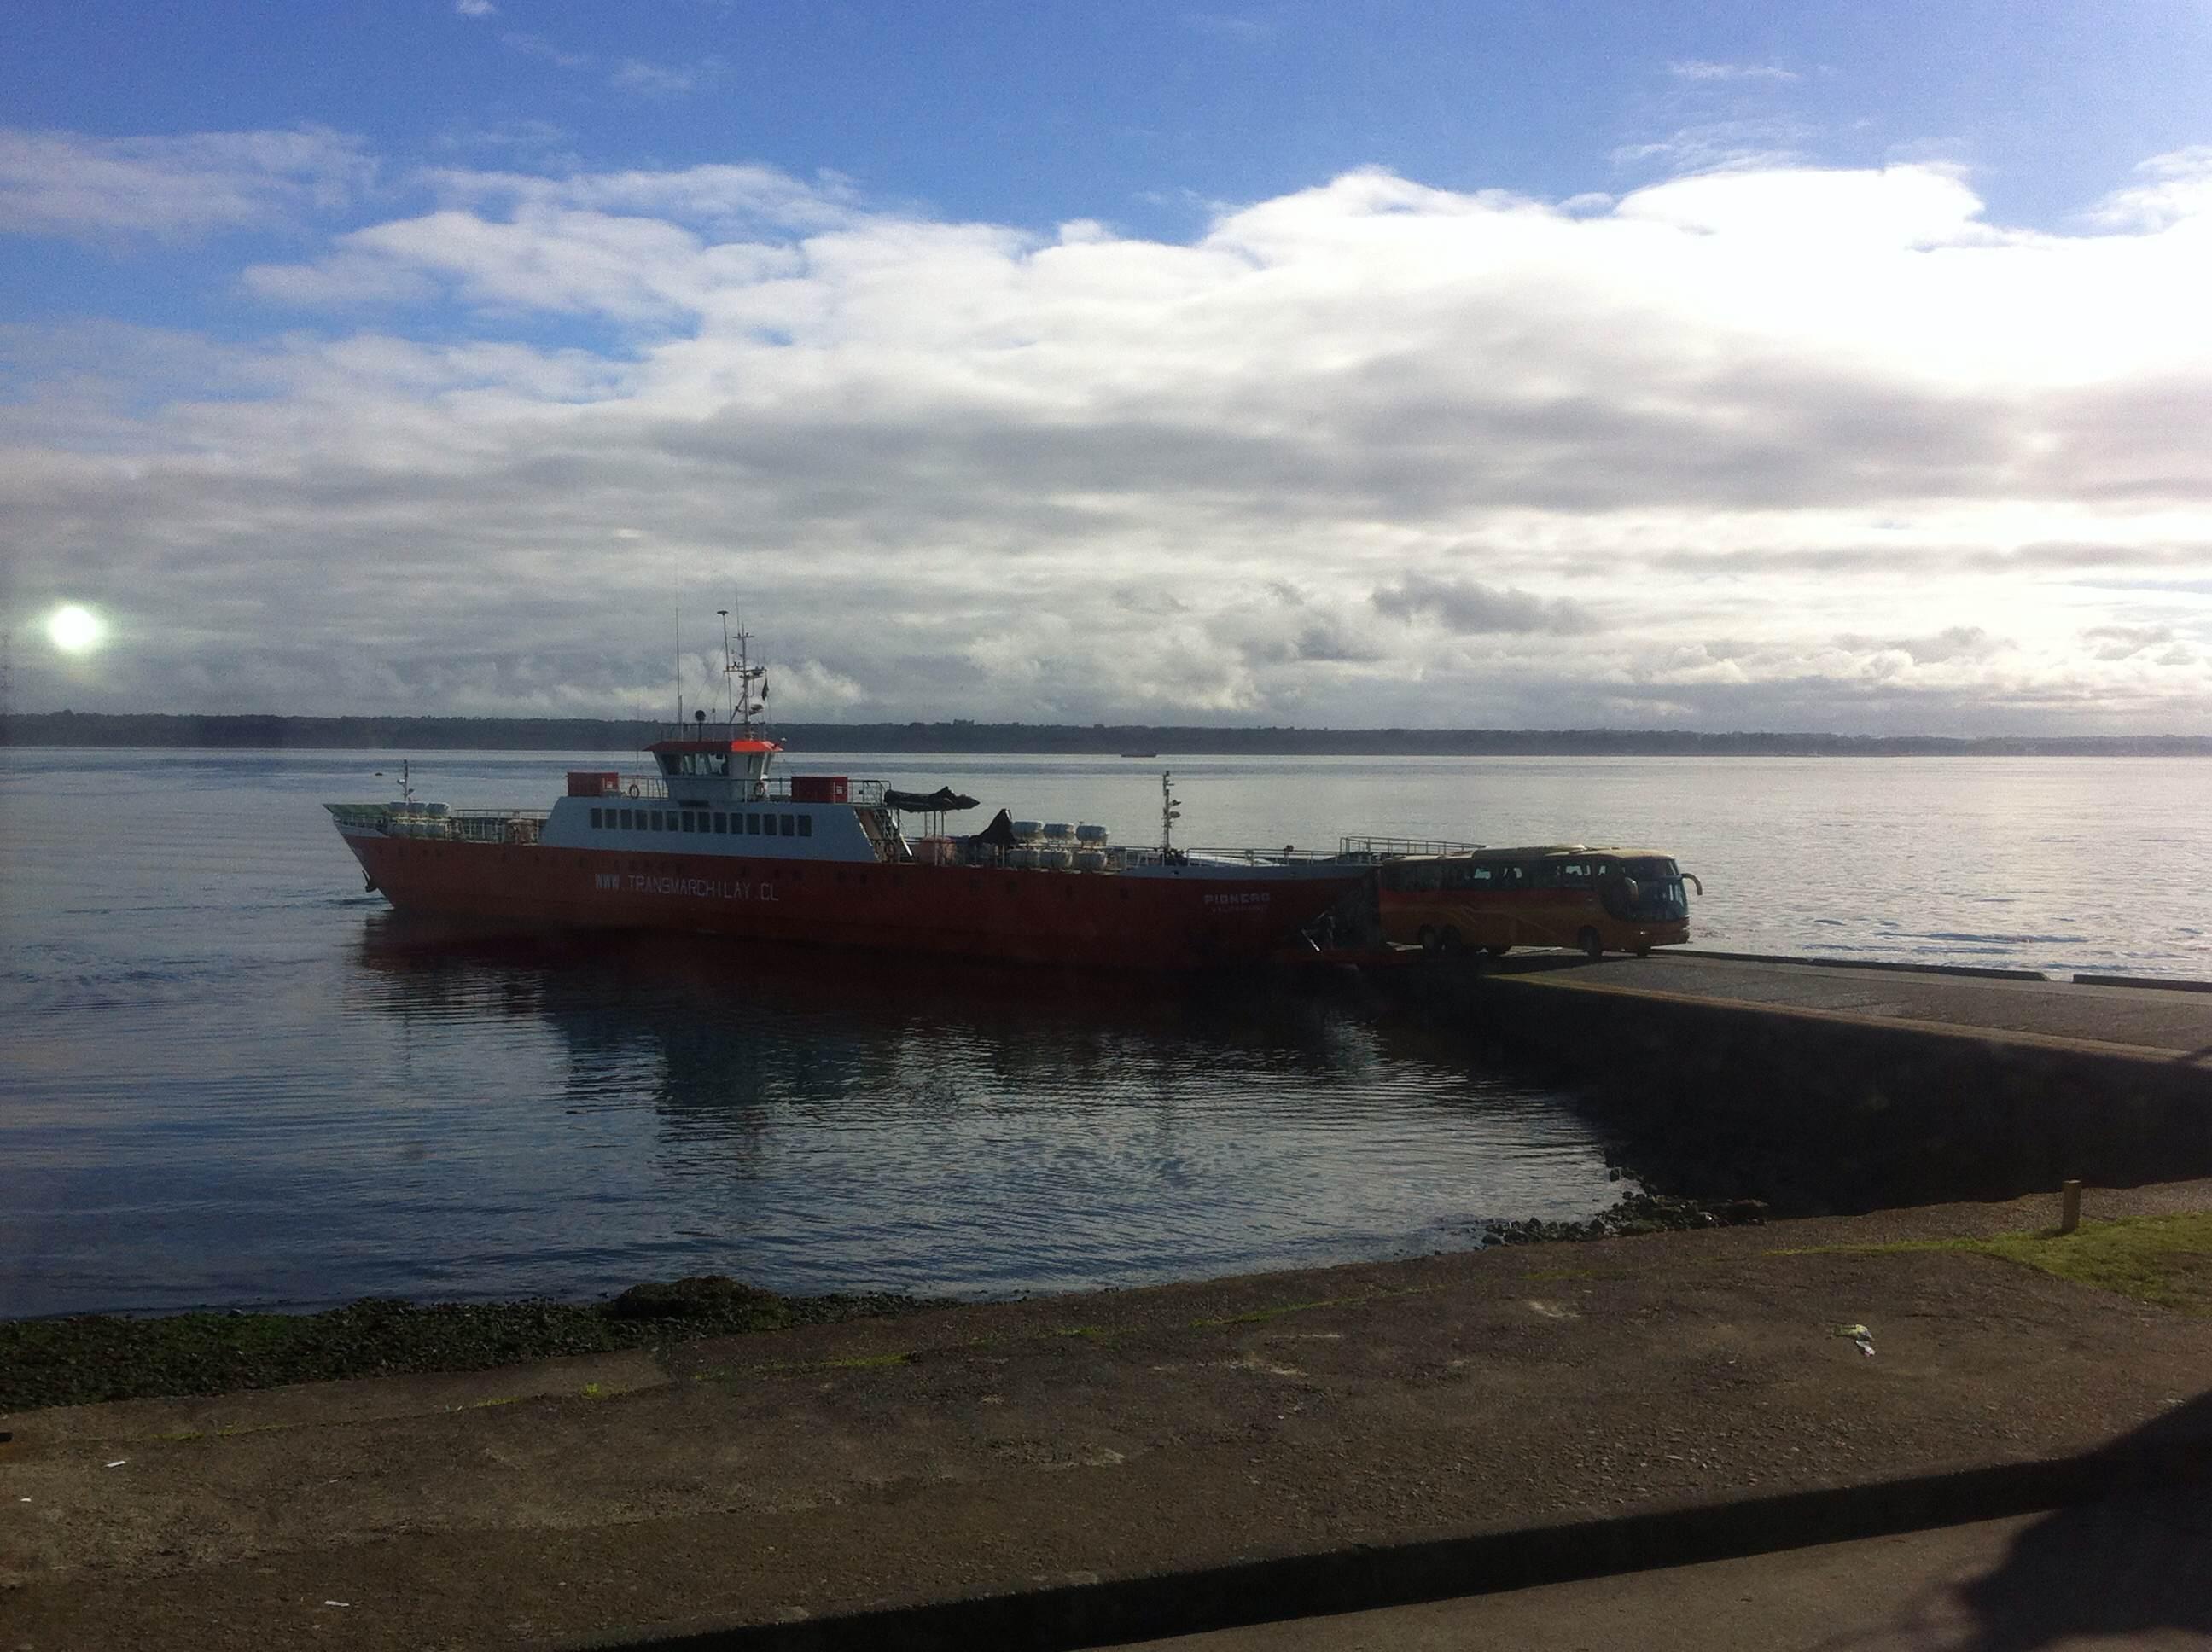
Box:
[7,2,2212,730]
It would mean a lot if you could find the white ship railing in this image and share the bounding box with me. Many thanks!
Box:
[1336,835,1487,860]
[1176,846,1358,864]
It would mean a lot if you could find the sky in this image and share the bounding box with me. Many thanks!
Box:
[5,2,2211,733]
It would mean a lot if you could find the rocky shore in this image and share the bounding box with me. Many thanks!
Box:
[0,1278,920,1414]
[0,1190,1804,1413]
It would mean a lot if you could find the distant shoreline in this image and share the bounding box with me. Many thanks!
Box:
[3,711,2207,757]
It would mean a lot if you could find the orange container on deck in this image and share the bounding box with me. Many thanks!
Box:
[566,771,619,797]
[790,775,849,803]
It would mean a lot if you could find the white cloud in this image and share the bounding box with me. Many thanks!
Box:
[612,57,719,98]
[9,149,2212,731]
[2087,147,2212,232]
[1610,120,1811,175]
[454,0,496,16]
[0,126,370,241]
[1372,573,1599,637]
[1668,61,1798,83]
[503,32,590,70]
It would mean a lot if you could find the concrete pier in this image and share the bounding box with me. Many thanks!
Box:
[1425,951,2212,1212]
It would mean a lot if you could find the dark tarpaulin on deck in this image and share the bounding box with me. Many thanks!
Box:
[968,808,1018,849]
[883,786,980,812]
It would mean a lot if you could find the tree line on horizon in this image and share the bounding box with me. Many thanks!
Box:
[4,709,2206,758]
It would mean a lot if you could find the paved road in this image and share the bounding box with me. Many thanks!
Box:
[1516,951,2212,1058]
[1113,1487,2212,1651]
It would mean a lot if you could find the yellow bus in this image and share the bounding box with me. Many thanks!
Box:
[1365,843,1701,959]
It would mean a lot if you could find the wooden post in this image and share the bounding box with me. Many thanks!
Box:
[2060,1179,2082,1236]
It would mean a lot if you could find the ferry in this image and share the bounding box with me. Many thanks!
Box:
[325,623,1372,970]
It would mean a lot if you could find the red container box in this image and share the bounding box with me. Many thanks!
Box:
[567,771,619,797]
[789,775,849,803]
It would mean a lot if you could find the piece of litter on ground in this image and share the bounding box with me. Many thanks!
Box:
[323,1600,352,1608]
[104,1458,127,1468]
[1833,1323,1877,1357]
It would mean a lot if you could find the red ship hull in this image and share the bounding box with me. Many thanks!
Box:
[343,834,1370,970]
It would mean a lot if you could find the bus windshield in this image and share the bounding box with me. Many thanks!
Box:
[1615,857,1688,921]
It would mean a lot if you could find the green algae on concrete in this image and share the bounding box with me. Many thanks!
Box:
[1784,1212,2212,1312]
[0,1279,923,1413]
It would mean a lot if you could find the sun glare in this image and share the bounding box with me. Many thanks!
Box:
[48,604,105,654]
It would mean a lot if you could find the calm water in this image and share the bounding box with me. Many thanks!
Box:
[3,749,2205,1318]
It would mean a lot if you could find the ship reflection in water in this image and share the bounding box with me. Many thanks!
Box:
[344,913,1624,1304]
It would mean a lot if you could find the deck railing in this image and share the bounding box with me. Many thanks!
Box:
[1336,835,1487,860]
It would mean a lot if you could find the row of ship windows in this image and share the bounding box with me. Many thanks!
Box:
[588,806,813,839]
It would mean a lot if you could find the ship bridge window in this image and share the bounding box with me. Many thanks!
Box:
[663,751,731,777]
[681,811,696,833]
[746,811,761,835]
[779,814,795,837]
[713,811,727,833]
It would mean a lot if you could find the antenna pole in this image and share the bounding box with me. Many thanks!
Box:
[718,608,731,722]
[1160,770,1180,853]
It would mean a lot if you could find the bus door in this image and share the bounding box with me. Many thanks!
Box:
[1528,857,1602,948]
[1441,858,1510,949]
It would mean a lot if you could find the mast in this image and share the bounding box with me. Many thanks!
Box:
[723,610,768,738]
[1160,770,1180,853]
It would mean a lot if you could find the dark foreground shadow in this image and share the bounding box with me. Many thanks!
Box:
[1813,1389,2212,1652]
[1957,1481,2212,1649]
[1950,1393,2212,1651]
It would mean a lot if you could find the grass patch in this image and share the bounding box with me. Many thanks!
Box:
[1189,1296,1350,1329]
[0,1281,924,1414]
[1779,1213,2212,1312]
[1187,1285,1434,1330]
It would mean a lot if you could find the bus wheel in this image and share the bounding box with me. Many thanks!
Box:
[1440,926,1464,955]
[1417,925,1439,953]
[1578,928,1604,960]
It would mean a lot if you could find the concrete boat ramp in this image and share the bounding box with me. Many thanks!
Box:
[1487,949,2212,1060]
[1405,950,2212,1213]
